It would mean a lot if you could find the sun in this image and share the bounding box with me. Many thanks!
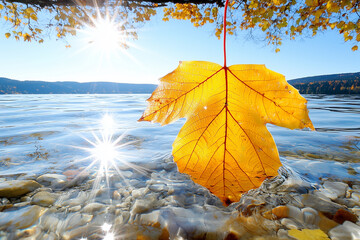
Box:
[85,16,127,53]
[75,5,138,61]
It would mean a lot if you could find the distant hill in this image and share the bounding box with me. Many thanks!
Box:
[289,72,360,94]
[0,77,157,94]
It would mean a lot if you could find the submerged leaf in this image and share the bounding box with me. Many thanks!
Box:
[140,61,314,204]
[288,229,330,240]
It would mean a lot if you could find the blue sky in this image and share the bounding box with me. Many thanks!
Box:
[0,13,359,84]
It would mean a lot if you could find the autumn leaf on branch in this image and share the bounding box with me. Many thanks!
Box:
[139,62,314,204]
[139,0,314,205]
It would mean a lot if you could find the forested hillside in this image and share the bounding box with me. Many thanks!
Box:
[0,78,157,94]
[289,72,360,94]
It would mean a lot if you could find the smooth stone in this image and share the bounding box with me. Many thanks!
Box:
[164,162,177,171]
[280,218,301,230]
[301,207,319,226]
[31,191,56,207]
[0,180,41,198]
[36,174,66,187]
[140,210,162,226]
[277,229,289,239]
[334,198,359,208]
[328,221,360,240]
[61,198,84,207]
[65,213,93,231]
[287,205,302,220]
[149,184,168,192]
[113,190,121,200]
[82,202,105,213]
[323,181,348,198]
[351,192,360,202]
[0,205,44,230]
[13,202,29,208]
[131,199,152,215]
[68,205,82,212]
[131,196,162,216]
[289,195,304,208]
[351,207,360,217]
[315,189,338,200]
[131,188,148,198]
[301,194,343,215]
[16,225,41,239]
[62,225,91,240]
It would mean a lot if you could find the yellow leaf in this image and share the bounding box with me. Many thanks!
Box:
[326,1,340,13]
[0,4,4,10]
[140,61,314,204]
[5,33,10,39]
[25,7,35,14]
[305,0,318,7]
[275,48,280,53]
[30,14,38,21]
[288,229,330,240]
[352,45,358,51]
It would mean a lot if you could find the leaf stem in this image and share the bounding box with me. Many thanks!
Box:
[223,0,229,67]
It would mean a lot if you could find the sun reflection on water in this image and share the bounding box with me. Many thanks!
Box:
[70,114,149,239]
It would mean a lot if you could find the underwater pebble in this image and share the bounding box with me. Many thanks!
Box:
[113,190,121,200]
[131,187,148,198]
[351,192,360,202]
[328,220,360,240]
[13,201,29,208]
[277,229,289,239]
[0,180,41,198]
[62,225,92,240]
[281,218,301,230]
[61,198,83,208]
[351,207,360,218]
[68,205,81,212]
[82,202,105,213]
[164,162,177,171]
[323,181,348,198]
[315,189,338,200]
[31,191,56,207]
[301,194,343,215]
[149,183,168,192]
[16,225,42,239]
[36,174,67,187]
[131,199,153,215]
[301,207,319,226]
[0,205,44,230]
[140,210,162,226]
[66,213,93,231]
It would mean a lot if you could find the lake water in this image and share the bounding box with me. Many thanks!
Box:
[1,94,359,180]
[0,94,359,239]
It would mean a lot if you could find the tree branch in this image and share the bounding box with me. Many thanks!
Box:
[5,0,224,7]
